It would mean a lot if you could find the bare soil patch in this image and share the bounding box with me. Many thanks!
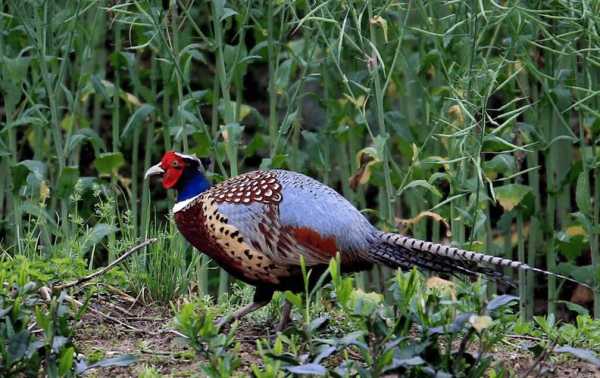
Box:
[74,297,600,377]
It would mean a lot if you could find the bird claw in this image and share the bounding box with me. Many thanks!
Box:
[214,316,231,330]
[273,318,290,333]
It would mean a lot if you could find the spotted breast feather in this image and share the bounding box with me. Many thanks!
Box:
[173,170,374,289]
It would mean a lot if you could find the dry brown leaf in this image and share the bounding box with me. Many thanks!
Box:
[396,211,450,236]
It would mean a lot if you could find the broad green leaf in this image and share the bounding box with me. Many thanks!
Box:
[279,110,298,136]
[1,56,31,85]
[16,160,47,180]
[83,224,118,252]
[2,115,46,131]
[483,154,515,178]
[557,300,589,316]
[494,184,531,211]
[275,59,293,92]
[7,330,29,363]
[94,152,125,176]
[66,128,106,155]
[556,230,586,261]
[10,160,47,192]
[429,312,473,335]
[314,345,336,364]
[89,74,110,101]
[555,346,600,367]
[212,0,226,20]
[192,130,213,156]
[307,316,329,333]
[486,295,519,312]
[121,104,155,138]
[556,263,596,285]
[284,291,302,308]
[285,363,326,376]
[220,7,238,21]
[398,180,442,197]
[260,154,287,170]
[56,166,80,199]
[77,355,137,374]
[52,336,69,353]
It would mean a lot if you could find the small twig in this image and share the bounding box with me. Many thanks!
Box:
[508,334,545,342]
[521,337,558,378]
[99,299,136,317]
[454,327,476,373]
[158,329,188,339]
[67,295,146,333]
[127,287,145,311]
[101,283,138,303]
[124,316,165,322]
[52,238,157,293]
[140,349,177,356]
[140,348,191,360]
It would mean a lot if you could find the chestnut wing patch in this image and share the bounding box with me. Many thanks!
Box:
[286,226,338,258]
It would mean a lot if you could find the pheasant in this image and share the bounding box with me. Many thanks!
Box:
[145,151,584,330]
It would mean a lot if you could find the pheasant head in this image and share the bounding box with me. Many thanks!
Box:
[145,151,211,201]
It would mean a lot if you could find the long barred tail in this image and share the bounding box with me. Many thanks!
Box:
[370,232,592,289]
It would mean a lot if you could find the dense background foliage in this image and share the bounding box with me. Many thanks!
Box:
[3,0,600,375]
[1,0,600,326]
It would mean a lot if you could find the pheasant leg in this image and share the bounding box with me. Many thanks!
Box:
[217,300,270,328]
[216,286,274,328]
[274,300,292,333]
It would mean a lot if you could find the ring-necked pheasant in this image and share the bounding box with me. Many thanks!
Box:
[145,151,585,330]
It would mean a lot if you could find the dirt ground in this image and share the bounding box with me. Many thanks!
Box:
[74,296,600,377]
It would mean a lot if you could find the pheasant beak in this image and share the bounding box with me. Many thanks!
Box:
[144,163,165,180]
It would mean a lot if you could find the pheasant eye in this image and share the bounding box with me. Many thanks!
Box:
[171,160,181,168]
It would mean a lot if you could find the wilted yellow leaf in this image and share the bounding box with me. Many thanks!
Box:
[61,114,75,131]
[238,104,253,121]
[469,315,493,332]
[448,105,464,125]
[123,91,142,107]
[221,126,229,142]
[566,225,586,237]
[351,289,383,305]
[514,60,524,72]
[370,15,388,43]
[411,143,419,163]
[426,276,456,300]
[349,147,381,190]
[350,289,383,315]
[386,81,397,97]
[39,180,50,206]
[396,211,449,236]
[495,184,531,212]
[343,94,367,110]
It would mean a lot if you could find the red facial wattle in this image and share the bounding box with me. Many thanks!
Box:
[160,151,185,189]
[162,166,183,189]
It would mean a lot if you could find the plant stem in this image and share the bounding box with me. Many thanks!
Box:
[367,1,394,224]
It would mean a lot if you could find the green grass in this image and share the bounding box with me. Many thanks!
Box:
[1,2,600,372]
[0,1,600,317]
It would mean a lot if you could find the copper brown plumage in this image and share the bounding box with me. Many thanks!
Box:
[145,151,589,330]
